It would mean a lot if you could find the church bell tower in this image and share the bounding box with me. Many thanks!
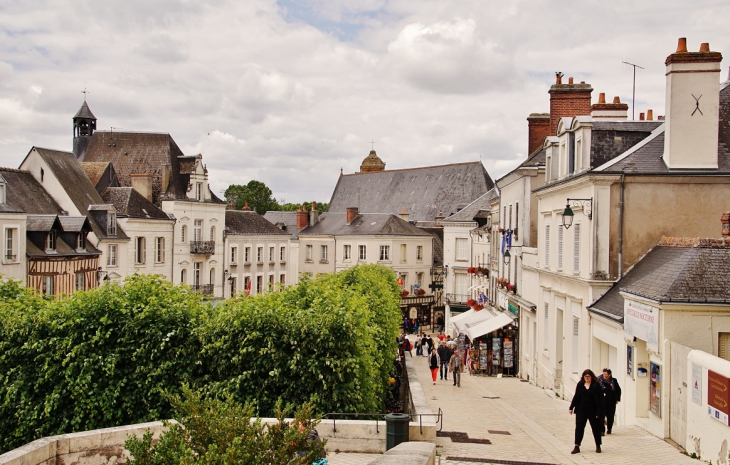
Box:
[73,100,97,161]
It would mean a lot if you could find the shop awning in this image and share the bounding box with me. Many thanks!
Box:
[466,313,514,341]
[451,309,492,334]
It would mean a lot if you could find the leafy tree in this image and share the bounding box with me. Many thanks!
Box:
[279,202,328,212]
[224,180,280,213]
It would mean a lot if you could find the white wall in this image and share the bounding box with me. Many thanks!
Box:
[0,213,27,285]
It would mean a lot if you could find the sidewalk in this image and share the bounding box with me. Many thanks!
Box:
[409,350,696,465]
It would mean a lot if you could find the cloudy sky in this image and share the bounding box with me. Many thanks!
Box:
[1,1,728,203]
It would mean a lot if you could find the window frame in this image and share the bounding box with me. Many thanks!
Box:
[155,237,165,263]
[107,244,118,267]
[320,245,328,262]
[455,238,468,261]
[135,236,146,265]
[358,245,367,261]
[343,244,351,261]
[379,245,390,262]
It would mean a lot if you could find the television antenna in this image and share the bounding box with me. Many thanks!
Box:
[623,61,644,120]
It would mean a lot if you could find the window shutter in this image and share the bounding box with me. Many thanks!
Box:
[543,303,549,350]
[573,224,581,273]
[557,226,563,270]
[544,225,550,267]
[719,333,730,361]
[572,317,580,372]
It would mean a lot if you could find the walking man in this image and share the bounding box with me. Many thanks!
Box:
[448,349,463,387]
[437,342,449,380]
[599,368,621,435]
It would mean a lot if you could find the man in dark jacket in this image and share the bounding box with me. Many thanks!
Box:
[437,342,449,381]
[599,368,621,434]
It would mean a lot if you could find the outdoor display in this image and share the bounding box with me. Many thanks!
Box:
[503,339,513,368]
[650,362,661,417]
[492,338,501,366]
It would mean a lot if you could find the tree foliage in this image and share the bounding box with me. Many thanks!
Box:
[0,265,401,454]
[223,179,328,214]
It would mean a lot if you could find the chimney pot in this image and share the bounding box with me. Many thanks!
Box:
[722,212,730,236]
[312,201,317,211]
[647,109,653,120]
[346,207,359,224]
[242,201,252,211]
[639,112,645,120]
[700,42,710,52]
[676,37,687,53]
[580,81,585,84]
[568,77,574,84]
[613,96,621,104]
[598,93,606,104]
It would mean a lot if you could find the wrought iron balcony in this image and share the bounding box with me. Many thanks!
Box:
[191,284,214,295]
[445,293,472,305]
[190,241,215,255]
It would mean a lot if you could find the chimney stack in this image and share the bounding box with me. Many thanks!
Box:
[527,113,550,155]
[309,202,319,226]
[400,209,409,221]
[130,174,153,203]
[226,200,235,210]
[663,37,722,169]
[242,201,252,211]
[296,205,309,230]
[346,207,359,224]
[549,74,593,135]
[722,212,730,236]
[591,94,628,119]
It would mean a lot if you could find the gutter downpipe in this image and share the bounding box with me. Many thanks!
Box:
[618,173,625,279]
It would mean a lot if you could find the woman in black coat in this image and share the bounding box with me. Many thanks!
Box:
[569,369,605,454]
[599,368,621,434]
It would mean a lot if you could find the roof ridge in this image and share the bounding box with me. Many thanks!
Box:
[340,160,484,176]
[0,167,31,174]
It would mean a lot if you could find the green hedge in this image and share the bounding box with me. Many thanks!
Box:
[0,265,400,453]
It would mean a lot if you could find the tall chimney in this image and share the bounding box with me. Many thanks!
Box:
[527,113,550,155]
[346,207,359,224]
[549,75,593,135]
[130,174,153,203]
[309,202,319,226]
[591,95,628,119]
[663,38,722,169]
[296,205,309,231]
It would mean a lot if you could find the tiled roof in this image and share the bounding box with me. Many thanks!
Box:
[225,210,290,235]
[263,211,299,237]
[589,237,730,321]
[58,216,90,232]
[101,187,171,220]
[327,162,494,222]
[81,161,118,191]
[444,188,498,222]
[519,147,546,168]
[27,215,59,232]
[74,101,96,119]
[300,212,432,237]
[0,168,62,215]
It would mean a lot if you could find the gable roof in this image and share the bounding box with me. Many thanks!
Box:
[101,187,171,220]
[300,212,432,237]
[0,168,62,215]
[226,210,290,236]
[444,188,499,222]
[589,237,730,321]
[263,211,299,237]
[327,162,494,223]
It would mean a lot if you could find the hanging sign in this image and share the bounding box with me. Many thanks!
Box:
[707,370,730,426]
[624,300,660,353]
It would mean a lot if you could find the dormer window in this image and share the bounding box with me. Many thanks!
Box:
[0,182,6,204]
[77,233,85,251]
[46,231,57,251]
[107,213,117,236]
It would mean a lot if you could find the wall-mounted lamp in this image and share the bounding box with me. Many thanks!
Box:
[503,249,511,265]
[562,198,593,229]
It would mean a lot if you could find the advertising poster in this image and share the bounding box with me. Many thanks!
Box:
[492,338,501,366]
[650,362,661,417]
[503,339,513,368]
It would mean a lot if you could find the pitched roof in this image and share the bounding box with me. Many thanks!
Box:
[26,215,60,232]
[225,210,290,236]
[444,188,498,222]
[327,162,494,223]
[74,101,96,120]
[300,212,432,237]
[101,187,171,220]
[81,161,118,190]
[589,237,730,321]
[0,168,62,215]
[58,216,90,232]
[263,211,299,236]
[519,146,546,168]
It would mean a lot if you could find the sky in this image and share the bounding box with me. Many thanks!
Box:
[1,0,729,204]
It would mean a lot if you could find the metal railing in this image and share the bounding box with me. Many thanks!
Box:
[191,284,214,295]
[445,293,472,304]
[322,408,442,434]
[190,241,215,255]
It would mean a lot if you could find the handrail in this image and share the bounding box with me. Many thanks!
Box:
[321,409,443,435]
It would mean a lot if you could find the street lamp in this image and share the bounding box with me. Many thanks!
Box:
[562,198,593,229]
[503,249,511,265]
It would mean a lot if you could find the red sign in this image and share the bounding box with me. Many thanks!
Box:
[708,370,730,416]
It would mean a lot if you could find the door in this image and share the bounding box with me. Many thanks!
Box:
[669,341,690,449]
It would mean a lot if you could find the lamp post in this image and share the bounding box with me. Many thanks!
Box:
[503,249,511,266]
[562,198,593,229]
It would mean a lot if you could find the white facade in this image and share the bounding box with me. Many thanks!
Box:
[225,234,290,298]
[116,217,174,283]
[0,212,27,285]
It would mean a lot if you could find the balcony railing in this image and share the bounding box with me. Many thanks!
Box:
[445,293,472,305]
[190,241,215,255]
[191,284,214,296]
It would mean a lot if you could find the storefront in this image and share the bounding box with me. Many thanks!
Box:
[456,310,519,376]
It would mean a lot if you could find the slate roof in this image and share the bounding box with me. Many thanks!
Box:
[58,216,90,232]
[101,187,171,220]
[300,212,433,237]
[327,162,494,223]
[0,168,62,215]
[263,211,299,237]
[589,237,730,321]
[74,101,96,119]
[81,161,118,192]
[420,226,444,266]
[31,148,128,240]
[444,188,499,222]
[518,147,546,168]
[27,215,60,232]
[226,210,290,236]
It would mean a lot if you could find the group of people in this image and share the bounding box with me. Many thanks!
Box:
[403,317,420,334]
[568,368,622,454]
[427,339,464,387]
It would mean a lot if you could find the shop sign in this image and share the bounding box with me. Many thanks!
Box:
[691,363,702,406]
[624,299,659,352]
[507,301,519,317]
[707,370,730,426]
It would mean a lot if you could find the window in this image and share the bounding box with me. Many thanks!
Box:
[76,233,85,251]
[572,317,579,373]
[269,274,274,289]
[231,246,238,264]
[573,224,581,274]
[379,245,390,261]
[244,276,251,294]
[719,332,730,361]
[257,247,263,263]
[306,245,313,261]
[155,237,165,263]
[107,244,117,267]
[543,303,549,350]
[196,183,202,200]
[455,238,468,261]
[557,226,563,270]
[343,244,351,261]
[0,182,5,204]
[193,263,201,287]
[42,275,53,295]
[181,225,187,243]
[244,246,251,263]
[514,203,519,240]
[135,237,146,264]
[416,245,423,261]
[269,246,275,262]
[194,220,202,241]
[358,245,367,261]
[107,212,116,236]
[229,277,236,296]
[210,226,215,241]
[321,245,328,262]
[416,272,423,287]
[75,273,84,291]
[544,224,550,267]
[455,273,468,300]
[509,204,513,229]
[576,139,583,171]
[280,274,285,284]
[4,228,17,261]
[280,246,286,262]
[46,231,56,251]
[180,269,187,284]
[400,244,407,262]
[256,275,263,294]
[210,268,215,286]
[568,132,575,175]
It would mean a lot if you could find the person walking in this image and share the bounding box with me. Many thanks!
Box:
[415,333,423,356]
[426,334,434,355]
[403,335,412,357]
[599,368,621,435]
[437,342,449,380]
[569,369,605,454]
[448,349,463,387]
[428,348,440,385]
[413,318,419,335]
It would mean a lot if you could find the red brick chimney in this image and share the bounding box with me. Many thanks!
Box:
[722,212,730,236]
[549,73,593,135]
[296,205,309,230]
[241,201,252,211]
[590,94,628,119]
[346,207,359,224]
[527,113,550,155]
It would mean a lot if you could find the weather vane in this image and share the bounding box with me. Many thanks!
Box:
[81,88,89,102]
[370,140,376,150]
